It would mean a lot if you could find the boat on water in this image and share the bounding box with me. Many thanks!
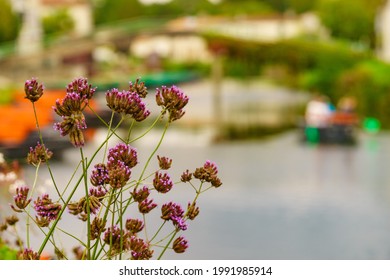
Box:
[300,111,360,145]
[0,89,112,160]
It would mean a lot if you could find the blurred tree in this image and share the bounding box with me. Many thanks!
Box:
[287,0,318,13]
[42,9,75,36]
[316,0,385,48]
[0,0,20,43]
[94,0,143,24]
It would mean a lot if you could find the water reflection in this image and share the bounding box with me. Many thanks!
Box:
[3,130,390,259]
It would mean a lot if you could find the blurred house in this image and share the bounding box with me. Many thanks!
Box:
[376,0,390,62]
[14,0,93,56]
[129,13,327,64]
[39,0,93,37]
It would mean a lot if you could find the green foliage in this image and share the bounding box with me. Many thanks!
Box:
[0,0,20,43]
[204,33,390,128]
[0,87,14,105]
[316,0,384,48]
[0,242,17,260]
[335,60,390,127]
[42,9,75,36]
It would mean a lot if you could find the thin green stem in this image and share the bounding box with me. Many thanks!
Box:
[120,121,169,219]
[157,230,178,260]
[80,148,91,259]
[149,221,167,243]
[38,119,123,255]
[32,102,62,201]
[128,112,164,144]
[26,162,41,248]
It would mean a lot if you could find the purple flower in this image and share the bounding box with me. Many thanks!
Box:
[11,186,31,212]
[153,171,173,193]
[18,248,40,260]
[53,92,87,147]
[161,202,187,231]
[34,194,62,225]
[129,78,148,98]
[27,142,53,166]
[107,160,131,189]
[156,85,189,122]
[194,160,222,188]
[180,169,193,182]
[131,186,150,202]
[126,218,144,234]
[106,89,150,121]
[66,77,96,101]
[157,155,172,170]
[108,143,138,169]
[89,186,108,199]
[90,163,109,187]
[138,198,157,214]
[24,78,44,102]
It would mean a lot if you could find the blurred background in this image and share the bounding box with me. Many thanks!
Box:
[2,0,390,259]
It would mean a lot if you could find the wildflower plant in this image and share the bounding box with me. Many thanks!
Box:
[0,77,222,260]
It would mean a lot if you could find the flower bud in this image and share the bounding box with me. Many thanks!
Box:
[24,78,44,102]
[173,236,188,253]
[125,218,144,234]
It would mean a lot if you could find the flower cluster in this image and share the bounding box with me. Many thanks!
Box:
[126,218,144,234]
[53,92,87,147]
[106,89,150,121]
[129,78,148,98]
[161,202,187,231]
[66,77,96,101]
[18,248,40,260]
[130,236,153,260]
[90,163,109,187]
[173,236,188,253]
[157,155,172,170]
[193,160,222,188]
[27,142,53,166]
[24,78,44,102]
[67,195,102,221]
[4,77,223,260]
[53,78,95,147]
[153,171,173,193]
[89,143,138,191]
[103,225,129,255]
[11,186,31,213]
[131,186,150,202]
[90,217,106,240]
[156,85,189,122]
[34,194,62,227]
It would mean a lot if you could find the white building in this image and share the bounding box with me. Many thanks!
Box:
[376,0,390,62]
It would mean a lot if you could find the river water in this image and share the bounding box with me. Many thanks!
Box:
[3,129,390,260]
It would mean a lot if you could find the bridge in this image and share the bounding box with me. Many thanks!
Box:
[0,16,184,85]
